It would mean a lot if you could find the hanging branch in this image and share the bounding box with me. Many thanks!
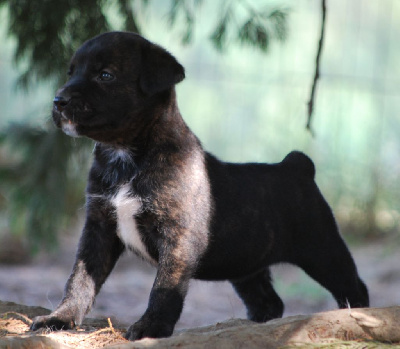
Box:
[306,0,327,134]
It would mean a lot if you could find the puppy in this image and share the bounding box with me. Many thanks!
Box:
[31,32,369,340]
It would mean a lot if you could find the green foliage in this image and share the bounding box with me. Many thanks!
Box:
[0,0,287,87]
[166,0,288,50]
[0,124,91,252]
[0,0,147,88]
[209,4,233,51]
[0,0,139,252]
[167,0,204,44]
[210,1,288,52]
[0,0,110,88]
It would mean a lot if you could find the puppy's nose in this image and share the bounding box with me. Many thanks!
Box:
[53,96,70,112]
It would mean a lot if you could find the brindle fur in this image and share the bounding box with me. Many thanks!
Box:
[31,32,369,340]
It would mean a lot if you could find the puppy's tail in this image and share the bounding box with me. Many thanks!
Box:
[282,151,315,179]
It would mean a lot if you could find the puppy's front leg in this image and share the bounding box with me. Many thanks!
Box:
[31,199,124,331]
[125,238,195,340]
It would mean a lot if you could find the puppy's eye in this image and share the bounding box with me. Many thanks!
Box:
[98,71,114,81]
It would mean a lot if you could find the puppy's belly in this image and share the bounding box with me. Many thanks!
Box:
[112,184,156,265]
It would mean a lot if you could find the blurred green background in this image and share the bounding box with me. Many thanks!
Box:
[0,0,399,257]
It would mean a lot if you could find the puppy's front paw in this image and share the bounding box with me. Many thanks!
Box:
[30,314,75,332]
[125,317,174,341]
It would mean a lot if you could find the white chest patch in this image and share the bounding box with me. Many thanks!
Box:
[111,184,156,265]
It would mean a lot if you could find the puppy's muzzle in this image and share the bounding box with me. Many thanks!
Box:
[53,88,92,119]
[53,96,70,113]
[53,89,83,113]
[53,89,85,137]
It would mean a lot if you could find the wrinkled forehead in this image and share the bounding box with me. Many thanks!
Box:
[70,32,146,71]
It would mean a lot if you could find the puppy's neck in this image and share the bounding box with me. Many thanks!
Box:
[151,90,201,154]
[96,88,201,166]
[122,88,197,150]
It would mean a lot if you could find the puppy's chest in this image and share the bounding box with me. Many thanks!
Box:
[110,184,156,265]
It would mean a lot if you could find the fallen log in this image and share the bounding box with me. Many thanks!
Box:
[1,301,399,348]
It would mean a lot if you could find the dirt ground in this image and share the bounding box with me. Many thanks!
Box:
[0,230,399,331]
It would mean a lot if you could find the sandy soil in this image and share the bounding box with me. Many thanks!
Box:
[0,232,399,331]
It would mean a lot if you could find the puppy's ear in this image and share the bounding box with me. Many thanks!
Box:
[140,43,185,95]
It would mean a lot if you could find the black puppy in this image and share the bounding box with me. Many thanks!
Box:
[31,32,369,340]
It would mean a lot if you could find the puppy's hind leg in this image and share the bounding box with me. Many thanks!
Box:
[295,236,369,309]
[231,268,284,322]
[293,202,369,309]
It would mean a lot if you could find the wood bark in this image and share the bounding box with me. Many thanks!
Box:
[1,301,399,348]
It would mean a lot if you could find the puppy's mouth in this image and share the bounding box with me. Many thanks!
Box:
[53,103,93,138]
[55,110,110,141]
[53,104,119,142]
[60,118,80,137]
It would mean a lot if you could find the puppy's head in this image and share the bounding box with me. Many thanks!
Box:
[52,32,185,142]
